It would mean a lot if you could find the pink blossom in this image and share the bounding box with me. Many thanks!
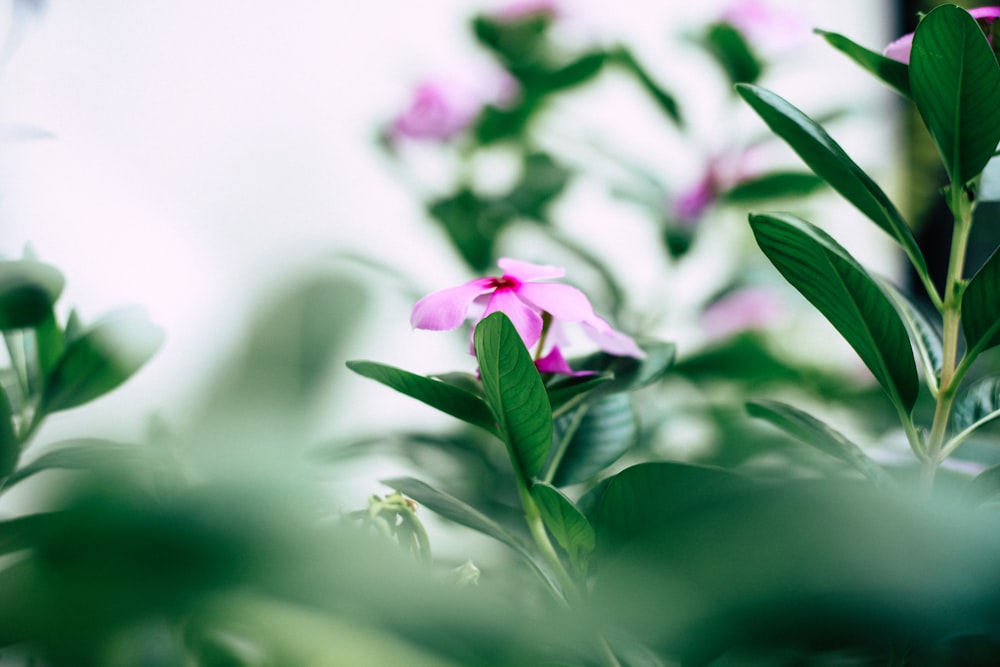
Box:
[410,258,644,369]
[720,0,807,55]
[701,287,786,340]
[492,0,559,22]
[672,170,717,226]
[390,71,519,142]
[884,6,1000,64]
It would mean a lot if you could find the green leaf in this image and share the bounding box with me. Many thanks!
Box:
[0,260,65,331]
[963,245,1000,353]
[952,377,1000,434]
[570,340,676,396]
[702,21,763,86]
[550,394,638,487]
[735,84,930,288]
[40,308,165,413]
[2,439,169,490]
[966,463,1000,505]
[721,171,825,203]
[750,213,919,412]
[910,5,1000,184]
[817,30,911,98]
[0,384,18,479]
[746,400,893,486]
[474,312,553,480]
[545,374,612,419]
[428,190,514,273]
[610,48,682,124]
[33,309,65,388]
[590,462,750,548]
[881,279,943,384]
[382,476,547,579]
[530,482,595,573]
[346,362,498,437]
[544,52,606,91]
[503,152,571,220]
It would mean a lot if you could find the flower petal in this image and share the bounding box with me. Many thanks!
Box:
[535,346,595,376]
[516,282,596,322]
[883,32,914,64]
[581,318,645,359]
[481,289,543,348]
[497,257,565,282]
[411,278,494,330]
[970,7,1000,21]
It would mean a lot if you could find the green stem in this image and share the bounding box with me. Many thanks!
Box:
[922,187,974,489]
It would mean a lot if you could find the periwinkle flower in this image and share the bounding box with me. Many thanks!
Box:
[720,0,807,55]
[492,0,559,23]
[884,6,1000,64]
[411,258,643,373]
[701,287,786,340]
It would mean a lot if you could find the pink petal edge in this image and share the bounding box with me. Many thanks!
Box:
[411,278,494,330]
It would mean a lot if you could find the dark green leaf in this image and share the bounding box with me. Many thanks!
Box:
[750,213,919,412]
[544,52,606,91]
[429,190,514,272]
[747,399,893,486]
[722,171,825,203]
[0,260,64,331]
[346,361,498,436]
[910,5,1000,184]
[382,476,545,575]
[40,308,164,413]
[702,21,763,86]
[570,340,676,396]
[503,152,571,220]
[33,309,65,388]
[545,374,612,418]
[590,462,750,548]
[550,394,638,486]
[963,245,1000,353]
[530,482,595,573]
[817,29,911,98]
[0,384,17,479]
[735,84,929,286]
[952,377,1000,435]
[881,279,943,382]
[474,312,553,480]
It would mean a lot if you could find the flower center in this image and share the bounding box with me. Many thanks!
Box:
[488,275,521,291]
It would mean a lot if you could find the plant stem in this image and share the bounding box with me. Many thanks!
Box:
[922,187,974,489]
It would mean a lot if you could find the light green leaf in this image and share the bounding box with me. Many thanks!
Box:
[2,439,168,490]
[530,482,595,573]
[736,84,930,294]
[817,29,911,98]
[943,377,1000,459]
[747,399,893,487]
[40,308,164,413]
[569,340,676,396]
[880,279,943,387]
[550,394,638,486]
[347,361,498,436]
[963,245,1000,354]
[966,463,1000,505]
[474,312,553,480]
[910,5,1000,184]
[750,213,919,412]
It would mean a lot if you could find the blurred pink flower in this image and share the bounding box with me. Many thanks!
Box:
[493,0,559,22]
[411,258,643,369]
[701,287,786,340]
[672,170,718,226]
[720,0,807,55]
[390,71,518,142]
[884,6,1000,64]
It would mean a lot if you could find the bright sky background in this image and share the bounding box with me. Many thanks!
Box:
[0,0,897,445]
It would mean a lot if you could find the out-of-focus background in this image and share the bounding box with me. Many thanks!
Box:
[0,0,899,446]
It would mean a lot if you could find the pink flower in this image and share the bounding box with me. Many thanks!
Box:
[672,170,717,226]
[390,71,519,142]
[410,258,644,369]
[884,6,1000,64]
[492,0,559,22]
[701,287,786,340]
[720,0,807,55]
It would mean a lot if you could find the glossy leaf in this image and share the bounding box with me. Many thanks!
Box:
[569,340,676,396]
[963,245,1000,353]
[881,279,943,385]
[910,5,1000,184]
[545,374,612,419]
[590,462,750,548]
[474,312,553,480]
[347,361,498,436]
[721,171,825,203]
[747,400,893,486]
[750,213,919,412]
[40,308,164,413]
[817,29,911,98]
[736,84,929,287]
[550,394,638,487]
[0,260,64,331]
[382,476,545,576]
[945,378,1000,458]
[702,21,762,86]
[530,482,595,573]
